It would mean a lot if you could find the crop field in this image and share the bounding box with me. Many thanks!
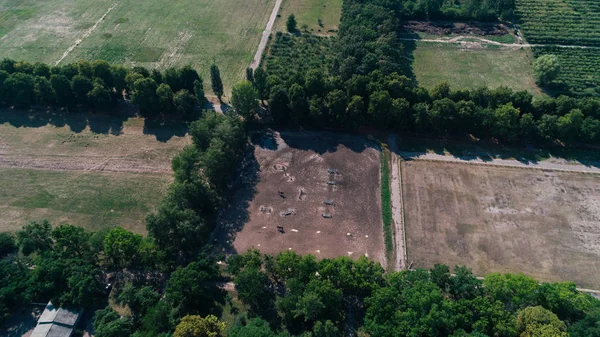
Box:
[0,111,188,233]
[413,42,544,96]
[402,160,600,289]
[274,0,343,34]
[515,0,600,94]
[263,33,335,81]
[0,0,275,91]
[227,131,386,266]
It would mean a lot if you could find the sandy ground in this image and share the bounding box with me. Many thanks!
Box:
[402,160,600,289]
[220,131,386,266]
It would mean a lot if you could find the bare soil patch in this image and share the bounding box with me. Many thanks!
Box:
[227,131,385,266]
[402,21,509,36]
[402,160,600,289]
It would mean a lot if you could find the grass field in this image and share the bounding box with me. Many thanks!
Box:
[0,168,170,234]
[402,160,600,289]
[0,111,188,233]
[274,0,342,34]
[413,41,545,96]
[0,0,275,92]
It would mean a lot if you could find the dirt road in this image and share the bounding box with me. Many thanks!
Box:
[250,0,283,70]
[398,35,600,50]
[399,151,600,174]
[388,134,407,270]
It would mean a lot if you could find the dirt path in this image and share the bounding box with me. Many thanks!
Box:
[55,3,118,65]
[249,0,283,70]
[399,151,600,175]
[388,134,407,270]
[399,35,600,50]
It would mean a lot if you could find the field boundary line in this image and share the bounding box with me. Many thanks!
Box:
[250,0,283,70]
[55,2,118,65]
[404,157,600,175]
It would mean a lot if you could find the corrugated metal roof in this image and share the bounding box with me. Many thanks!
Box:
[30,302,82,337]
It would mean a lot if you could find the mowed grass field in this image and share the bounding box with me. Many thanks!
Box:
[0,113,189,234]
[274,0,342,34]
[0,0,275,92]
[402,160,600,289]
[413,42,545,96]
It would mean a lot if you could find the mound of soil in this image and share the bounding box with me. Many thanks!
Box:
[403,21,509,36]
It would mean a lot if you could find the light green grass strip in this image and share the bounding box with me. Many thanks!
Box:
[380,147,393,260]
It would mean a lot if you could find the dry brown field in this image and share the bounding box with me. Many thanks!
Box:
[229,131,386,266]
[402,160,600,289]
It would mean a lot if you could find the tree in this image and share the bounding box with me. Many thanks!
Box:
[4,73,35,108]
[229,318,280,337]
[165,261,219,316]
[253,68,269,103]
[231,81,259,122]
[51,224,91,259]
[493,103,520,141]
[246,67,254,83]
[156,83,174,114]
[0,233,16,258]
[557,108,584,141]
[92,60,114,87]
[174,89,196,118]
[210,64,224,102]
[533,54,560,86]
[88,79,113,109]
[103,227,142,268]
[16,219,52,255]
[93,306,134,337]
[34,76,56,105]
[173,315,225,337]
[516,306,568,337]
[194,79,206,106]
[235,267,274,314]
[117,283,160,318]
[288,83,309,124]
[71,74,94,105]
[133,77,159,116]
[179,65,201,92]
[269,86,290,125]
[50,74,74,108]
[313,320,340,337]
[287,14,297,32]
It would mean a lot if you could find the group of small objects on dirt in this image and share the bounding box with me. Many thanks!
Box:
[274,167,340,234]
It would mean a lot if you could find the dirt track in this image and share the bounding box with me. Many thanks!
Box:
[399,36,600,51]
[388,134,406,270]
[250,0,283,69]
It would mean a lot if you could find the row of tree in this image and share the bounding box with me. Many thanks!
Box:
[0,59,230,119]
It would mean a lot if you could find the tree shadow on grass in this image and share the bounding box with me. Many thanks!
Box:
[142,119,189,142]
[0,107,132,135]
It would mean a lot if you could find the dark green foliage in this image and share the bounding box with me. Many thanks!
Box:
[231,81,259,122]
[165,259,220,316]
[210,64,224,101]
[94,306,134,337]
[173,89,196,118]
[286,14,297,32]
[157,83,174,114]
[16,219,52,255]
[0,233,17,258]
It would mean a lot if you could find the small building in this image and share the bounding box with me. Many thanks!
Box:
[30,302,82,337]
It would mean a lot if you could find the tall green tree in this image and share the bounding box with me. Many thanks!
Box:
[231,81,259,122]
[210,64,224,102]
[534,54,561,86]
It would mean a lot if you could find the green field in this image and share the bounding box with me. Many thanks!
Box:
[0,112,188,234]
[0,168,170,234]
[0,0,275,92]
[274,0,342,34]
[413,42,544,96]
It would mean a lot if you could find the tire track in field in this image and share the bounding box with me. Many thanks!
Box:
[55,2,118,65]
[250,0,283,70]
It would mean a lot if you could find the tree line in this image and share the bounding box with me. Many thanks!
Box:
[254,0,600,146]
[4,228,600,337]
[0,59,234,119]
